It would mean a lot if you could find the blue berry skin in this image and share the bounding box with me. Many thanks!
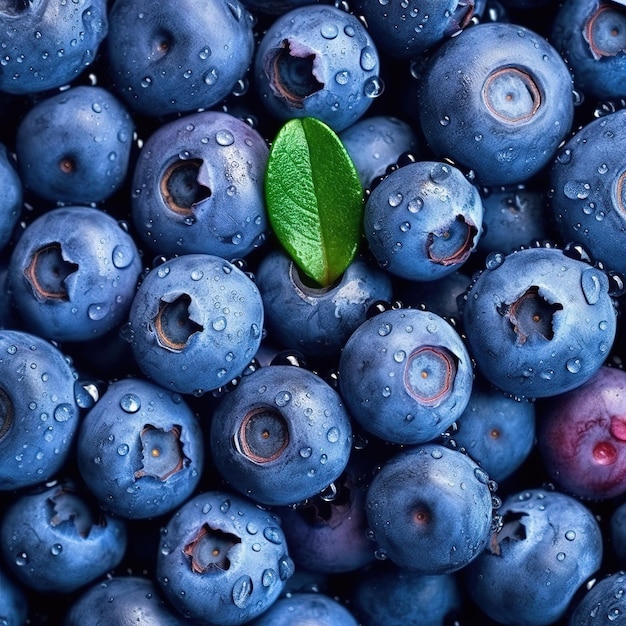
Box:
[0,0,108,95]
[364,161,483,282]
[76,377,204,520]
[339,115,421,189]
[0,481,127,594]
[253,4,380,132]
[210,364,353,507]
[156,490,295,625]
[549,109,626,277]
[0,143,22,253]
[9,206,142,342]
[350,563,461,626]
[0,330,80,491]
[611,503,626,567]
[365,444,494,574]
[351,0,475,59]
[248,592,358,626]
[106,0,255,117]
[551,0,626,101]
[255,250,393,357]
[454,383,536,482]
[338,308,474,445]
[466,488,603,626]
[15,86,134,205]
[127,253,264,395]
[65,575,189,625]
[568,571,626,626]
[462,246,617,399]
[131,110,269,260]
[0,565,27,626]
[419,22,574,186]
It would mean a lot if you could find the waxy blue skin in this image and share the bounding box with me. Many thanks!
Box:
[365,444,494,574]
[255,250,393,357]
[210,364,353,507]
[0,565,27,626]
[65,575,189,625]
[364,161,483,281]
[76,377,205,519]
[466,488,603,626]
[249,592,358,626]
[131,110,269,260]
[9,205,142,342]
[551,0,626,101]
[338,307,474,445]
[419,22,574,186]
[253,4,380,132]
[549,109,626,277]
[0,143,21,253]
[15,85,134,204]
[156,490,294,625]
[127,253,264,395]
[0,481,127,594]
[568,571,626,626]
[0,0,108,95]
[106,0,255,117]
[462,246,617,399]
[0,330,80,491]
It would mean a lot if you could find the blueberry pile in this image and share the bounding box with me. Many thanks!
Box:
[3,0,626,624]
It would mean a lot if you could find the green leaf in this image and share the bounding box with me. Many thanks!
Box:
[265,117,364,288]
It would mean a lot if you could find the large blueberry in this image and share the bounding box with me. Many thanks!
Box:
[365,444,494,574]
[127,253,264,395]
[0,480,127,594]
[106,0,255,117]
[253,4,381,132]
[338,308,473,445]
[568,571,626,625]
[255,250,392,357]
[0,565,27,626]
[15,85,134,204]
[76,377,204,519]
[131,110,269,260]
[0,0,108,95]
[210,364,353,506]
[419,22,574,185]
[0,143,22,253]
[466,488,603,625]
[156,490,294,624]
[9,206,142,342]
[462,246,617,398]
[364,161,483,281]
[0,330,80,491]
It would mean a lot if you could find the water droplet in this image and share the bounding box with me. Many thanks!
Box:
[430,162,451,183]
[220,499,231,513]
[263,526,282,544]
[203,67,219,85]
[374,548,388,560]
[140,76,152,88]
[556,552,566,561]
[598,163,609,174]
[378,322,392,336]
[117,443,129,456]
[393,350,406,363]
[360,46,377,71]
[381,386,391,397]
[51,543,63,556]
[327,427,339,443]
[212,317,227,331]
[157,266,170,278]
[190,269,204,281]
[364,76,384,98]
[232,575,252,608]
[566,358,582,373]
[112,244,134,268]
[278,556,293,580]
[275,391,291,407]
[431,448,443,459]
[120,393,141,413]
[199,46,211,59]
[335,70,349,85]
[15,553,28,566]
[407,197,423,213]
[474,467,490,484]
[564,180,591,200]
[7,345,17,354]
[215,129,235,146]
[388,192,403,207]
[581,268,603,305]
[246,522,258,535]
[53,403,74,422]
[439,115,451,126]
[87,303,109,321]
[261,568,276,587]
[485,252,505,270]
[299,447,312,458]
[320,22,338,39]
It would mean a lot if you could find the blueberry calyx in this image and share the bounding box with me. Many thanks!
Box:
[134,424,187,481]
[584,1,626,60]
[160,159,211,216]
[48,488,103,539]
[426,215,477,265]
[0,387,13,440]
[183,524,241,573]
[0,0,31,16]
[405,346,457,406]
[154,294,203,352]
[268,39,324,108]
[24,243,78,301]
[482,67,541,124]
[236,407,290,463]
[445,0,475,36]
[489,511,527,556]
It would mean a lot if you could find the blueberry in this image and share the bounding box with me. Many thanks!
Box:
[0,480,127,594]
[127,253,264,395]
[462,246,617,398]
[537,365,626,500]
[0,329,79,491]
[364,161,483,281]
[64,575,189,625]
[253,4,381,132]
[9,206,142,342]
[365,444,494,574]
[549,109,626,277]
[611,503,626,567]
[209,364,352,506]
[15,85,135,204]
[106,0,255,117]
[568,570,626,626]
[0,142,22,253]
[248,591,358,625]
[419,22,574,186]
[76,377,204,519]
[338,307,473,445]
[255,250,393,357]
[466,488,603,625]
[131,109,269,260]
[156,490,294,624]
[0,564,27,626]
[0,0,108,95]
